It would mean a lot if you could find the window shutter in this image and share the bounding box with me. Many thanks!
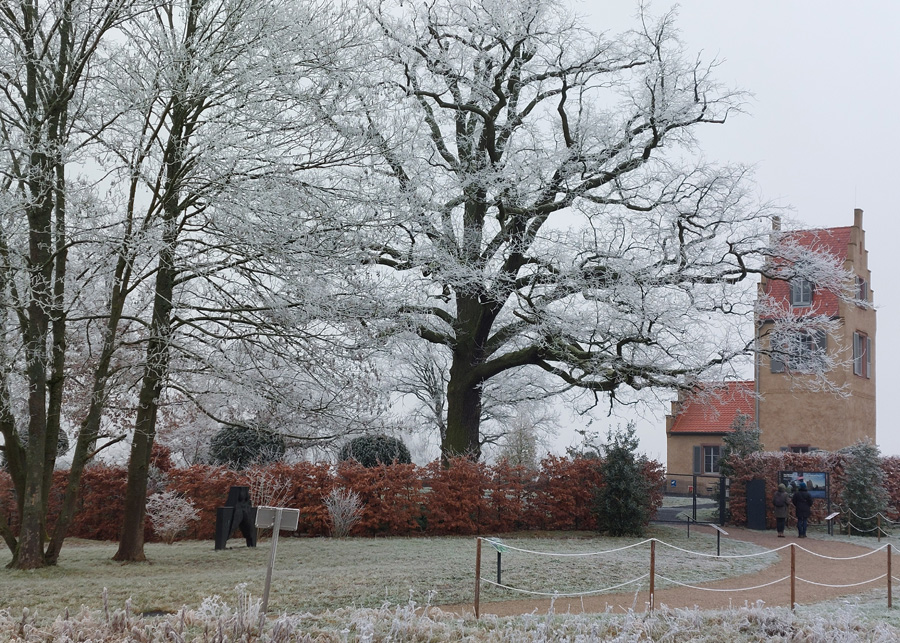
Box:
[771,354,785,373]
[867,337,872,378]
[853,332,862,375]
[693,446,702,474]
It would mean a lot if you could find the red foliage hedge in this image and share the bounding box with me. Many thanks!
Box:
[0,454,667,542]
[726,451,900,528]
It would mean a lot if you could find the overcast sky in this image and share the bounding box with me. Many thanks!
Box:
[555,2,900,463]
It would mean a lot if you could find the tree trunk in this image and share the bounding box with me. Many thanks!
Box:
[443,355,484,460]
[46,254,132,564]
[112,239,176,562]
[113,79,187,560]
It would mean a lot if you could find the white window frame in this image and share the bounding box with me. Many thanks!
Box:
[770,329,827,373]
[853,331,871,378]
[703,445,721,474]
[856,276,869,305]
[790,278,813,307]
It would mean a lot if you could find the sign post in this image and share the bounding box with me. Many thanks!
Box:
[254,506,300,614]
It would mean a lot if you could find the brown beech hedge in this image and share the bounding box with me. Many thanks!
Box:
[0,455,665,542]
[726,451,900,528]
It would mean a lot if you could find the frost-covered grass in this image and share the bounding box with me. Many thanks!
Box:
[0,527,773,621]
[660,496,717,508]
[3,588,900,642]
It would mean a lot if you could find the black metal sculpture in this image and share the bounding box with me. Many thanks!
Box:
[214,485,258,550]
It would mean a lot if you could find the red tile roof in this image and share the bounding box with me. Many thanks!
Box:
[668,381,756,434]
[762,226,851,319]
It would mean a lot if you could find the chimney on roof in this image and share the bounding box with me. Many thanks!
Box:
[772,216,781,231]
[854,208,863,229]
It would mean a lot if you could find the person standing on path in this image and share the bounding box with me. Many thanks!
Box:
[792,481,814,538]
[773,483,790,537]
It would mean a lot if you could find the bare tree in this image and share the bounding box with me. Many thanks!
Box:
[0,0,144,569]
[107,0,373,561]
[345,0,852,460]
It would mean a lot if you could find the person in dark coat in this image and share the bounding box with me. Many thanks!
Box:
[791,481,814,537]
[773,483,790,537]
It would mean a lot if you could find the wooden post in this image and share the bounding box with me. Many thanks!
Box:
[474,538,482,619]
[649,539,656,612]
[889,543,893,609]
[879,515,882,542]
[790,543,796,610]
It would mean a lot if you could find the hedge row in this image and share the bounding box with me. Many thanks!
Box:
[726,451,900,528]
[0,455,666,542]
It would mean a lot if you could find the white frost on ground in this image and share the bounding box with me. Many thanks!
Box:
[4,588,900,642]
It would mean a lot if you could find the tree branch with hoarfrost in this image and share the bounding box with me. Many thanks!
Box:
[340,0,857,459]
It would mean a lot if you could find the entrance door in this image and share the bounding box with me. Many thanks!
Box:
[746,478,767,530]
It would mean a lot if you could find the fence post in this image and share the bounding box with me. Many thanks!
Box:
[475,538,482,619]
[649,539,656,612]
[790,543,796,610]
[879,515,882,543]
[889,543,893,609]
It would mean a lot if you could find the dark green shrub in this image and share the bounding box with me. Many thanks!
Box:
[339,434,411,467]
[592,423,654,537]
[209,425,285,470]
[841,438,890,536]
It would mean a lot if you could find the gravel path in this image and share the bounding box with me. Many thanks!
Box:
[439,526,896,616]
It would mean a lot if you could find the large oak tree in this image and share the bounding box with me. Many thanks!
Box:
[350,0,850,459]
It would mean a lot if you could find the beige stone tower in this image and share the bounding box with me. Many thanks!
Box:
[754,208,876,452]
[666,209,876,476]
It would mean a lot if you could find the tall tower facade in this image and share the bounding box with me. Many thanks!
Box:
[755,208,876,452]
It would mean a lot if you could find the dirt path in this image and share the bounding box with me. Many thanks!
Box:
[439,526,896,616]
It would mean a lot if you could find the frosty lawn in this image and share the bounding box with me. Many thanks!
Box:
[0,527,772,620]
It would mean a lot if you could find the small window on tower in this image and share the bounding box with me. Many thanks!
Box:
[856,276,869,305]
[789,278,813,307]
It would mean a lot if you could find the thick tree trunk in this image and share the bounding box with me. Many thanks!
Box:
[443,370,484,460]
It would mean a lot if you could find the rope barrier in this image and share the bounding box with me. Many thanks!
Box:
[489,538,653,557]
[791,543,888,560]
[655,574,790,593]
[474,535,900,615]
[655,539,785,559]
[796,574,887,589]
[839,507,900,524]
[478,573,649,598]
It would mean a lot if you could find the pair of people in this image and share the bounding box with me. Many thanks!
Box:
[773,482,814,537]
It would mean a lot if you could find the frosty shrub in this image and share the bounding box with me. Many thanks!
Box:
[145,490,200,544]
[324,488,364,537]
[841,438,890,536]
[592,424,654,537]
[338,434,411,467]
[247,467,293,508]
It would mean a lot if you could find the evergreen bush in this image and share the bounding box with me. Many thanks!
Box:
[338,434,411,467]
[840,438,890,536]
[209,425,285,470]
[591,424,654,537]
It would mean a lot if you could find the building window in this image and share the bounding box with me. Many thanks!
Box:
[856,276,869,305]
[703,446,720,474]
[790,446,810,453]
[790,278,813,307]
[853,331,871,378]
[770,330,827,373]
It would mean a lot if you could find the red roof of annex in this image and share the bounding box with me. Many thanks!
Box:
[667,381,756,434]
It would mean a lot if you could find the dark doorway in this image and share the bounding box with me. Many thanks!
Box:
[746,478,767,530]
